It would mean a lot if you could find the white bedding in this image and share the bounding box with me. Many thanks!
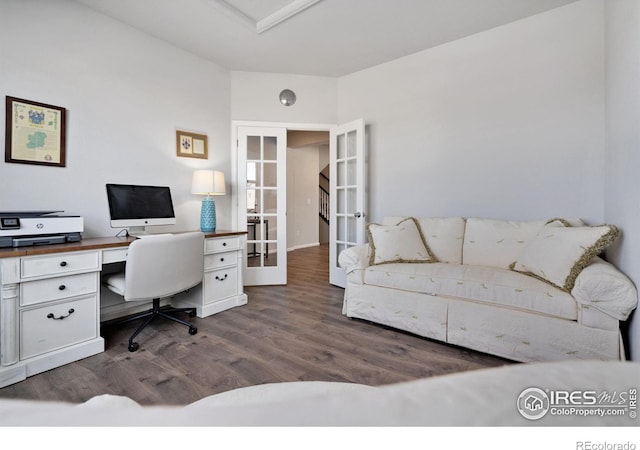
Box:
[0,360,638,426]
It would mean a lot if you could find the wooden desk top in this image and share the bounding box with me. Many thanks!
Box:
[0,230,247,259]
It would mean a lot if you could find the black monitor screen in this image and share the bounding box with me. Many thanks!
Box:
[106,184,175,222]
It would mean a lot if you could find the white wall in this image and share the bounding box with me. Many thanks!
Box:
[286,145,322,250]
[338,0,605,225]
[231,71,337,124]
[604,0,640,360]
[0,0,231,237]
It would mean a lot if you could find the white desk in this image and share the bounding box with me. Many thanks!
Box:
[0,231,247,388]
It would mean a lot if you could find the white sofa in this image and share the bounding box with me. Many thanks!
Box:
[339,217,638,362]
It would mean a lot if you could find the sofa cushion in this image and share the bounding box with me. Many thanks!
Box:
[511,223,620,292]
[366,218,436,266]
[363,262,578,320]
[383,217,465,264]
[462,218,548,269]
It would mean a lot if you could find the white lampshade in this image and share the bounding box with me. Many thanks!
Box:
[191,170,226,196]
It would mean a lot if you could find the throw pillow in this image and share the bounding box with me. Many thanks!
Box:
[367,217,436,266]
[511,223,619,291]
[462,218,549,269]
[382,216,466,264]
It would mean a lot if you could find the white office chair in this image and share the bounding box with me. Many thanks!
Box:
[103,231,205,352]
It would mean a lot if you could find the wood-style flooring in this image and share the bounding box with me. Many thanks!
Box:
[0,244,512,406]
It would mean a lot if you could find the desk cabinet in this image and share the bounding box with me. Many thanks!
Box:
[173,233,248,317]
[1,250,104,387]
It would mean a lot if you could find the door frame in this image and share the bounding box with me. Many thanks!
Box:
[231,121,336,231]
[231,121,335,284]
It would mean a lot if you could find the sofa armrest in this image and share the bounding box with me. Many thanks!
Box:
[571,257,638,321]
[338,244,370,285]
[338,244,370,272]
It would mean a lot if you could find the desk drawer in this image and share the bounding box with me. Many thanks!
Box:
[21,272,98,307]
[102,247,129,264]
[20,295,98,360]
[204,268,238,303]
[204,251,238,270]
[205,237,240,254]
[21,251,99,279]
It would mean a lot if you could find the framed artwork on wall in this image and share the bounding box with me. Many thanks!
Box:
[5,96,67,167]
[176,130,208,159]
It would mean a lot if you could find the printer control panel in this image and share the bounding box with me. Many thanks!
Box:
[0,217,20,230]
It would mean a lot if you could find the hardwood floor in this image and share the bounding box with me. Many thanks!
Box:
[0,244,511,406]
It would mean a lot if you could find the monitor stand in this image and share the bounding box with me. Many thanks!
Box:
[126,226,149,238]
[127,226,172,239]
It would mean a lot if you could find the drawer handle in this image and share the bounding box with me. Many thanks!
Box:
[47,308,75,320]
[215,274,228,281]
[60,261,68,267]
[222,242,227,247]
[220,257,225,262]
[58,285,66,291]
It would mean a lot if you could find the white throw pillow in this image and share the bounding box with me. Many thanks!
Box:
[511,223,620,291]
[367,217,436,266]
[382,217,466,264]
[462,218,548,269]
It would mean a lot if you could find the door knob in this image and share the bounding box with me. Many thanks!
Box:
[354,212,363,218]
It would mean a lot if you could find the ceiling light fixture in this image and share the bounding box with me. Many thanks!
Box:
[279,89,296,106]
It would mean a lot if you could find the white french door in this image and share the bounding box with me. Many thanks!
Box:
[237,127,287,285]
[329,119,367,288]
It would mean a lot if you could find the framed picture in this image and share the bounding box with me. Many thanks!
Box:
[5,96,67,167]
[176,130,208,159]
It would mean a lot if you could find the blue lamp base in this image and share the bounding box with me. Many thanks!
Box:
[200,197,216,232]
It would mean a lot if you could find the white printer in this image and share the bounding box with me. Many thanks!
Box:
[0,211,83,248]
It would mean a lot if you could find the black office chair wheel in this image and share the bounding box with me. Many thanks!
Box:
[189,326,198,335]
[128,342,139,352]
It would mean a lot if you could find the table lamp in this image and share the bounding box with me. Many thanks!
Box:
[191,170,226,232]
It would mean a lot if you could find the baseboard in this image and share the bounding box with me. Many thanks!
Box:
[287,242,320,252]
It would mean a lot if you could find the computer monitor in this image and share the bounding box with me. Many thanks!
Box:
[106,183,176,236]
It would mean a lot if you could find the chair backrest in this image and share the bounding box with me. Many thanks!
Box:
[123,231,205,302]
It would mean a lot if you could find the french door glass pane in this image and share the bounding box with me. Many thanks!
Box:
[247,136,260,160]
[337,216,345,241]
[337,160,346,186]
[337,188,345,214]
[337,134,345,159]
[264,136,277,160]
[263,162,277,187]
[247,185,257,211]
[347,188,356,215]
[347,217,357,242]
[335,243,346,269]
[347,159,356,185]
[264,189,277,213]
[248,161,262,186]
[347,131,357,157]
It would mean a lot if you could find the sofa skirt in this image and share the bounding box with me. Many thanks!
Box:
[342,282,624,362]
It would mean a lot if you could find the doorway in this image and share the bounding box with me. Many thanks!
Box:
[233,120,366,287]
[233,121,333,286]
[286,130,330,251]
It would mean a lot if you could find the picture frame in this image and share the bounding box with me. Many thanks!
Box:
[5,96,67,167]
[176,130,208,159]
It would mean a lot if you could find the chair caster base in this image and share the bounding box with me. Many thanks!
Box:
[128,342,140,352]
[189,326,198,335]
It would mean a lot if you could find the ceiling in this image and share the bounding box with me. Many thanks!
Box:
[73,0,578,77]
